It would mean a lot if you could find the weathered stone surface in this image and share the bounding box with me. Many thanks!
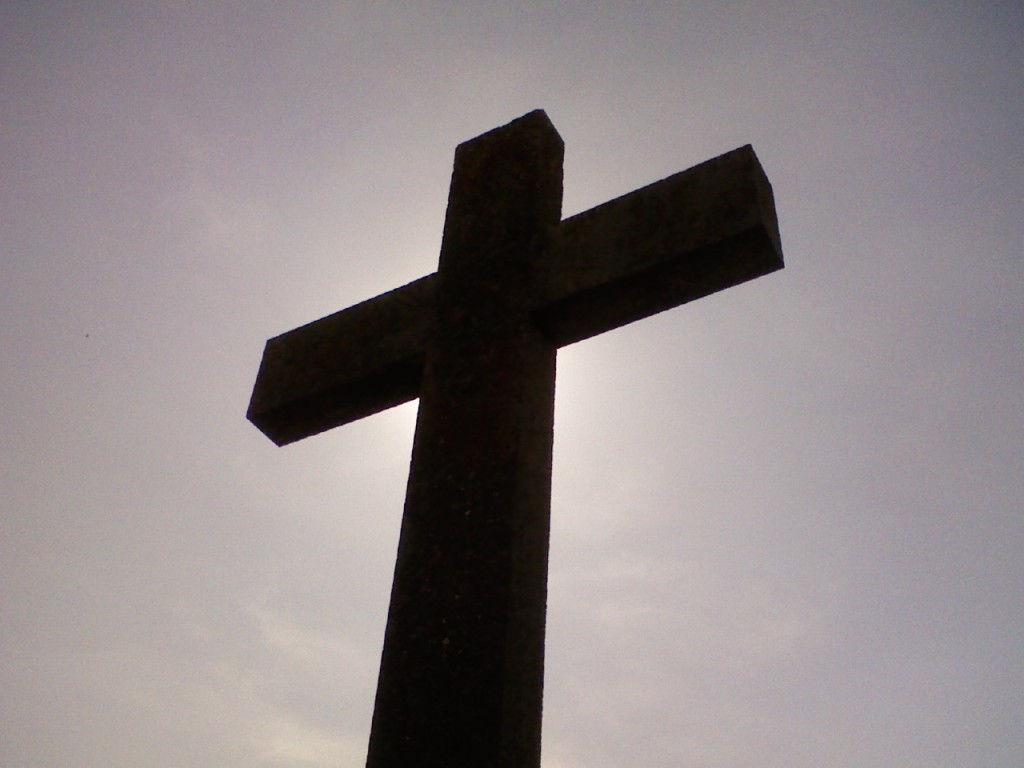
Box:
[246,109,784,767]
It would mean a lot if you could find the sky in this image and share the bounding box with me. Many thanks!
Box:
[2,3,1022,767]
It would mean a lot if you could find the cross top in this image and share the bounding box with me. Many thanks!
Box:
[248,110,782,768]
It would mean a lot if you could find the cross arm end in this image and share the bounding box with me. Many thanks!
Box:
[247,274,436,445]
[536,144,783,346]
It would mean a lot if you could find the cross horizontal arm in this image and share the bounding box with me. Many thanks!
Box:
[534,144,782,346]
[247,144,781,446]
[246,274,435,445]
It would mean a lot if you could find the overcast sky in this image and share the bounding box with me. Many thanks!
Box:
[3,3,1022,767]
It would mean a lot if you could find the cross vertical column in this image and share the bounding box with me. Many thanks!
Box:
[365,111,564,768]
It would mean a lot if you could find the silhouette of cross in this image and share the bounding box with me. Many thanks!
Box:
[247,110,783,768]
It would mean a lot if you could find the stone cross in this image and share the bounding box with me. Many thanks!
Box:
[247,110,782,768]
